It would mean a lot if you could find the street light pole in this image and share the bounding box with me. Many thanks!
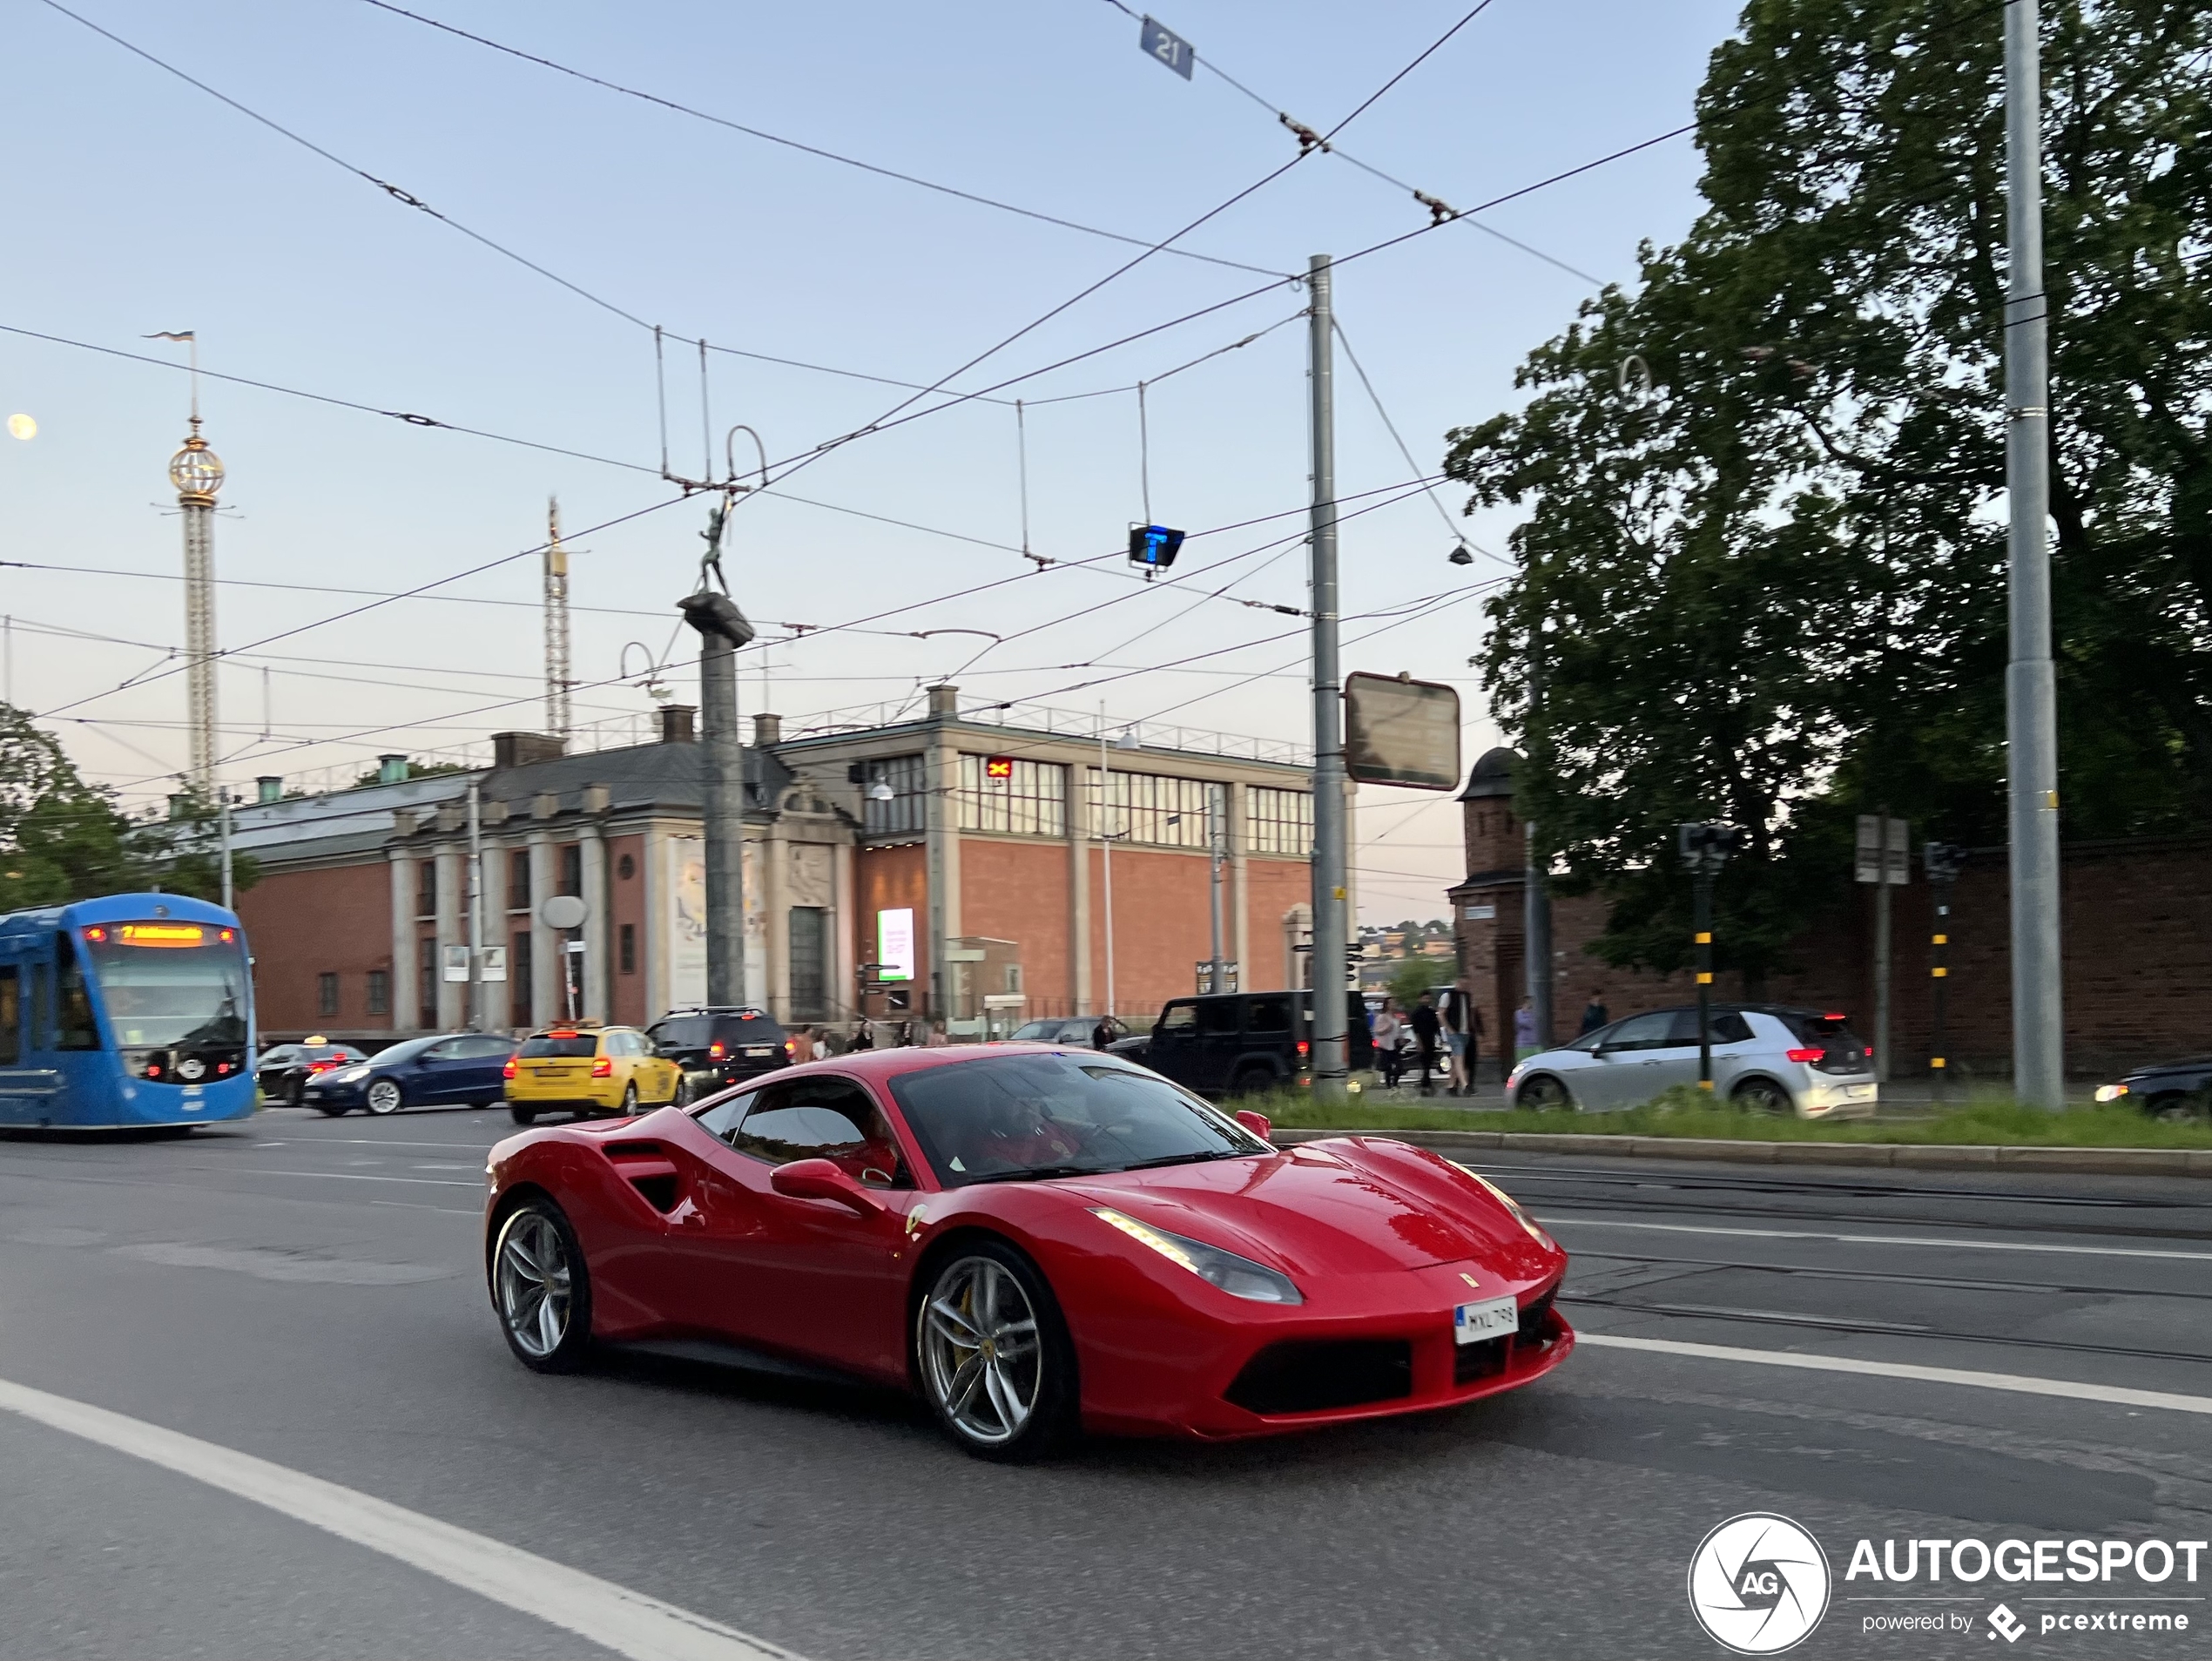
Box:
[1208,783,1228,995]
[2005,0,2065,1107]
[465,776,484,1031]
[1306,253,1351,1106]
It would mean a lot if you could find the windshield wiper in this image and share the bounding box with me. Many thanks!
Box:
[960,1164,1103,1185]
[1118,1150,1247,1171]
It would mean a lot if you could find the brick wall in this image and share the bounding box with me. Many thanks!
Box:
[956,834,1075,1010]
[608,833,646,1027]
[235,858,393,1038]
[854,844,927,1015]
[1241,858,1312,996]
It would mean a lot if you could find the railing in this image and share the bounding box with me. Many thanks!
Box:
[781,696,1312,767]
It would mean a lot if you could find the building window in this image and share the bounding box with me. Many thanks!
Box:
[958,754,1068,836]
[788,906,827,1022]
[366,969,390,1016]
[418,938,440,1028]
[861,755,927,836]
[1247,787,1314,855]
[559,843,583,898]
[617,852,636,881]
[507,850,529,912]
[1088,769,1219,849]
[415,861,435,919]
[618,923,636,976]
[318,972,340,1016]
[510,930,532,1027]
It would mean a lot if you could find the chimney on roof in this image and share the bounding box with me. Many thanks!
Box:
[376,753,408,786]
[255,775,282,805]
[658,705,697,745]
[752,712,782,746]
[491,732,567,769]
[926,684,958,719]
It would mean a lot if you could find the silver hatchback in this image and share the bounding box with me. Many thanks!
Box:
[1506,1005,1878,1118]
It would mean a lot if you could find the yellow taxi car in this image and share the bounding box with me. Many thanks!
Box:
[503,1023,682,1125]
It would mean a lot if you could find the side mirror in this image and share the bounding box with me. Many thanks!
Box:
[1234,1109,1273,1142]
[769,1157,883,1218]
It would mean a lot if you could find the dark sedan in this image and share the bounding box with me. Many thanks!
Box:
[254,1040,368,1106]
[2097,1056,2212,1120]
[301,1031,517,1116]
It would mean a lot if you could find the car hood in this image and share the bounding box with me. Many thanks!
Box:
[1057,1139,1552,1279]
[2129,1056,2212,1077]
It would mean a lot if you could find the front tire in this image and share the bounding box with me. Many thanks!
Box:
[491,1200,591,1372]
[1229,1063,1275,1098]
[914,1239,1077,1462]
[365,1078,404,1116]
[1731,1077,1795,1115]
[1517,1074,1573,1111]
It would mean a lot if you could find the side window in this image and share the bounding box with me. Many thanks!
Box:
[1158,1002,1197,1035]
[695,1084,763,1142]
[422,1039,462,1061]
[467,1035,515,1059]
[54,935,100,1051]
[31,962,51,1054]
[1663,1010,1755,1046]
[1712,1012,1755,1045]
[1245,996,1291,1035]
[604,1032,632,1057]
[728,1077,907,1186]
[1602,1012,1674,1052]
[1197,1000,1239,1036]
[0,966,17,1064]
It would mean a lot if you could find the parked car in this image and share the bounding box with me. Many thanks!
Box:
[1115,991,1376,1098]
[255,1038,368,1106]
[483,1043,1573,1459]
[301,1031,517,1117]
[2096,1057,2212,1120]
[505,1023,684,1124]
[1506,1004,1877,1118]
[1007,1016,1119,1047]
[644,1007,792,1100]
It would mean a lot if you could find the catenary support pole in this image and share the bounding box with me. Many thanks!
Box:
[2005,0,2065,1106]
[1874,807,1893,1086]
[1306,254,1350,1105]
[700,632,744,1007]
[218,792,233,914]
[466,776,483,1030]
[1694,871,1715,1089]
[1209,784,1228,995]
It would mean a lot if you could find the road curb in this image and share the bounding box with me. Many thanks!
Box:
[1269,1127,2212,1178]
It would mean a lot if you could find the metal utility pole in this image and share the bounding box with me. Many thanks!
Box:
[158,331,222,798]
[544,497,572,745]
[1208,783,1228,995]
[1925,841,1964,1104]
[678,501,756,1009]
[1874,806,1894,1086]
[2005,0,2065,1107]
[1523,819,1552,1050]
[1306,253,1351,1104]
[466,776,485,1030]
[1099,707,1117,1022]
[217,791,233,913]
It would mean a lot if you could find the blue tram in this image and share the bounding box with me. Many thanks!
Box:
[0,893,255,1130]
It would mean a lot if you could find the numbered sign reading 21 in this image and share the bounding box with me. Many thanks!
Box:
[1139,15,1195,78]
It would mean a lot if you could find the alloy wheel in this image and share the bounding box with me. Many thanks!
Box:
[366,1079,403,1116]
[1520,1076,1570,1111]
[495,1210,572,1360]
[918,1255,1042,1448]
[1734,1078,1792,1115]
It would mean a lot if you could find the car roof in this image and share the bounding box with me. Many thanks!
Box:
[760,1042,1109,1086]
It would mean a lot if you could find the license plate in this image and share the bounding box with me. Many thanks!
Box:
[742,1046,774,1057]
[1453,1294,1517,1345]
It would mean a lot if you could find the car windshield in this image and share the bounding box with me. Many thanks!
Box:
[1009,1019,1076,1042]
[521,1035,598,1058]
[887,1052,1267,1187]
[83,923,249,1048]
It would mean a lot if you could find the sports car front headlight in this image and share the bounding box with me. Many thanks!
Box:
[1460,1169,1557,1252]
[326,1065,371,1085]
[2094,1083,2129,1103]
[1089,1207,1302,1305]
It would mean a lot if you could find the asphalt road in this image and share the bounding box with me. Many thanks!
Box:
[4,1108,2211,1661]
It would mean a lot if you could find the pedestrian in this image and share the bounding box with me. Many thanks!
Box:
[1091,1014,1123,1050]
[1578,991,1610,1036]
[1372,1001,1404,1089]
[925,1020,950,1048]
[849,1017,875,1052]
[1514,996,1539,1062]
[1409,990,1442,1097]
[1445,979,1480,1097]
[807,1027,832,1062]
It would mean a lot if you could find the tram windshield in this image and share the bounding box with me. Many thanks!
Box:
[80,922,249,1050]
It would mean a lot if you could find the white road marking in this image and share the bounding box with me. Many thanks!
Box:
[0,1374,801,1661]
[239,1168,482,1187]
[1580,1334,2212,1416]
[1549,1215,2212,1263]
[370,1199,480,1217]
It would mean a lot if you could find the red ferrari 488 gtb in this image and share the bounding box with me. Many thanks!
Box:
[483,1043,1572,1459]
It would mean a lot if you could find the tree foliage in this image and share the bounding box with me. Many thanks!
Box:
[1444,0,2211,983]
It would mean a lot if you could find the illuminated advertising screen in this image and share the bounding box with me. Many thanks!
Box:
[876,908,915,982]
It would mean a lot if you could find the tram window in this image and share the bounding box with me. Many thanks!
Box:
[0,967,17,1064]
[54,935,101,1050]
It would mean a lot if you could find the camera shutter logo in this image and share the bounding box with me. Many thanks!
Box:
[1687,1513,1831,1654]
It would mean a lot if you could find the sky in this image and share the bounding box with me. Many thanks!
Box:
[0,0,1743,922]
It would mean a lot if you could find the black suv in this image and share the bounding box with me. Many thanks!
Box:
[644,1007,792,1102]
[1116,990,1375,1098]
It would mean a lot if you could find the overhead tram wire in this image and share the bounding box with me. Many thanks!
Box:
[352,0,1290,282]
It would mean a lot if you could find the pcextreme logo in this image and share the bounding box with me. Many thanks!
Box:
[1688,1513,1833,1655]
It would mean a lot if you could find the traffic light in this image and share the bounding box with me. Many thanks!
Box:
[1676,821,1743,873]
[1924,841,1965,882]
[1128,523,1184,574]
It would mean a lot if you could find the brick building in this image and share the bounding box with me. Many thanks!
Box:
[1449,748,2212,1079]
[233,687,1332,1043]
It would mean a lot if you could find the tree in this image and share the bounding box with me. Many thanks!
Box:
[350,757,470,789]
[1445,0,2211,985]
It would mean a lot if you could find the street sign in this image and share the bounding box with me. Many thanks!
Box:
[479,947,508,983]
[442,944,469,983]
[1193,961,1239,993]
[539,893,588,930]
[564,940,586,955]
[984,756,1013,780]
[1855,815,1911,885]
[1138,15,1194,78]
[1343,672,1461,790]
